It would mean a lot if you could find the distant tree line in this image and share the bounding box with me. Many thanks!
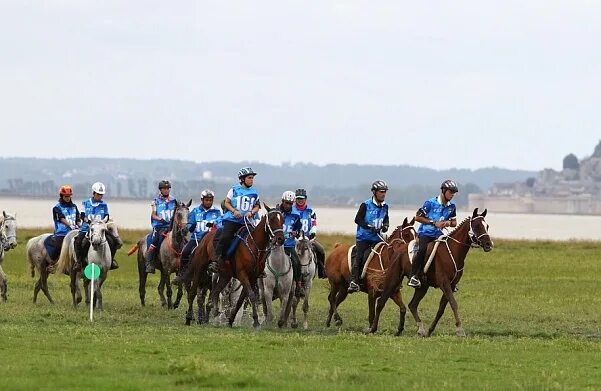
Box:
[1,177,481,207]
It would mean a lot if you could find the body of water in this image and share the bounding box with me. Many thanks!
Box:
[2,197,600,241]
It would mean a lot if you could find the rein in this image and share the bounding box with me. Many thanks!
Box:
[239,210,284,268]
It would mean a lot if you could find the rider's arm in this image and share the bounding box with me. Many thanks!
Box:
[250,199,261,216]
[223,197,236,213]
[53,206,71,227]
[150,200,164,222]
[354,203,371,229]
[416,200,435,226]
[309,211,317,236]
[382,212,390,233]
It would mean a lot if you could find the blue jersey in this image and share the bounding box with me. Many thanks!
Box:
[282,209,302,248]
[292,204,316,236]
[188,206,223,241]
[152,196,176,229]
[80,198,109,233]
[222,185,260,224]
[417,196,457,238]
[53,202,78,236]
[356,198,389,242]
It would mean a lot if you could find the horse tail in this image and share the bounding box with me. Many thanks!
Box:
[26,237,37,278]
[55,231,76,276]
[127,243,139,256]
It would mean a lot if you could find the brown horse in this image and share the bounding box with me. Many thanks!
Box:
[324,217,416,334]
[179,203,285,327]
[128,199,191,308]
[373,208,493,337]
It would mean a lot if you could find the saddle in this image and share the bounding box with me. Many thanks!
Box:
[347,242,387,279]
[213,227,250,261]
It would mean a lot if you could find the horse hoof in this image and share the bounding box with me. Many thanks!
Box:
[456,328,466,337]
[417,329,427,338]
[365,328,374,335]
[394,330,403,337]
[335,319,343,327]
[290,322,298,329]
[278,320,286,328]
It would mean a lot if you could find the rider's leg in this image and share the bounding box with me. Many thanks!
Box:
[348,240,370,293]
[209,221,241,272]
[286,247,304,298]
[106,232,119,270]
[179,240,197,275]
[49,235,66,264]
[144,229,161,273]
[408,236,434,287]
[311,240,326,279]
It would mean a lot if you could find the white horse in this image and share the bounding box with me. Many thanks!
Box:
[55,217,121,310]
[259,244,294,328]
[0,212,18,302]
[290,237,317,329]
[26,231,61,304]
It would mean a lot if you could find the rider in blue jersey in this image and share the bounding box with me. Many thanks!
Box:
[48,185,81,263]
[74,182,119,271]
[144,180,177,273]
[293,188,326,279]
[408,180,458,288]
[348,180,390,293]
[208,167,261,273]
[280,191,305,297]
[179,189,222,274]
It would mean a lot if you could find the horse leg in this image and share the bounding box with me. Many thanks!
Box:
[442,284,465,337]
[228,287,248,327]
[283,288,294,329]
[138,260,147,307]
[326,282,337,327]
[391,290,407,336]
[197,285,207,324]
[157,271,167,308]
[237,273,260,328]
[33,277,42,304]
[40,265,54,304]
[0,266,7,302]
[70,270,78,307]
[165,271,173,309]
[370,289,390,334]
[184,277,196,326]
[84,279,90,304]
[262,282,274,327]
[408,286,429,337]
[367,291,376,333]
[208,273,230,319]
[427,292,449,337]
[333,284,348,327]
[286,291,296,329]
[173,280,183,309]
[302,290,310,330]
[96,278,105,311]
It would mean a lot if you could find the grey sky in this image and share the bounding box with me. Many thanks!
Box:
[1,0,599,171]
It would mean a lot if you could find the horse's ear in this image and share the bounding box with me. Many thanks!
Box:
[263,202,271,212]
[103,215,109,223]
[402,217,408,226]
[481,208,487,218]
[410,217,415,225]
[472,208,479,217]
[2,211,6,218]
[187,199,192,208]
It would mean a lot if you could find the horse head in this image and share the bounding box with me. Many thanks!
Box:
[470,208,493,252]
[263,203,284,246]
[172,200,192,233]
[89,216,109,249]
[388,217,416,244]
[1,211,18,250]
[106,220,123,249]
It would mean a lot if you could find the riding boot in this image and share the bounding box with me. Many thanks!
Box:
[144,245,157,274]
[348,260,361,293]
[408,256,422,288]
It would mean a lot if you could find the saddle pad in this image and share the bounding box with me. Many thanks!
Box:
[347,242,387,279]
[44,235,60,262]
[226,227,250,258]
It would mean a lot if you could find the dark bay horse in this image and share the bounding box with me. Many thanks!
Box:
[180,203,284,327]
[324,217,416,334]
[128,199,191,308]
[373,208,493,337]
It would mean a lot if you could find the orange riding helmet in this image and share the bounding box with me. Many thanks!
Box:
[59,185,73,196]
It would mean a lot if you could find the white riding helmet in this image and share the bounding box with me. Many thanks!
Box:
[200,189,215,199]
[282,191,295,203]
[92,182,106,195]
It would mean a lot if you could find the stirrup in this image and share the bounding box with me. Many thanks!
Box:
[347,281,360,293]
[408,276,421,288]
[207,261,219,273]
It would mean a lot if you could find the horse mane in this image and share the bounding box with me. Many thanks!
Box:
[448,216,471,235]
[388,224,403,239]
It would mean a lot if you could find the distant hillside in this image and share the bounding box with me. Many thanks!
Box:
[0,157,536,207]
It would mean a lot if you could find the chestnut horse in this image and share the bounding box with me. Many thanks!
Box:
[179,203,285,327]
[324,217,416,334]
[372,208,493,337]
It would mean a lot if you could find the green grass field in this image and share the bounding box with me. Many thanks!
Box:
[1,229,600,390]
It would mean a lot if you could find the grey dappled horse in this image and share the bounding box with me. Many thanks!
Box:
[259,244,294,328]
[290,237,317,330]
[26,231,61,304]
[130,199,191,308]
[0,212,18,301]
[55,218,122,309]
